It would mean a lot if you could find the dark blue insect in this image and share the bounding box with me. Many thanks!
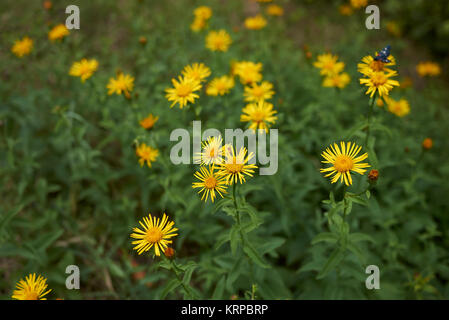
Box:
[374,45,391,63]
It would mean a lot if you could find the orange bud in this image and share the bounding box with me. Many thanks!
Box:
[164,247,175,258]
[422,138,433,150]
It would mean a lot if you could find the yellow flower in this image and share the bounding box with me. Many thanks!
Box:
[359,71,400,98]
[192,165,228,202]
[244,81,275,102]
[69,58,98,82]
[350,0,368,9]
[244,14,267,30]
[358,54,396,76]
[130,213,178,256]
[194,6,212,20]
[191,17,207,32]
[136,143,159,168]
[234,61,263,85]
[266,4,284,16]
[194,135,227,165]
[12,273,51,300]
[48,24,69,41]
[11,36,33,57]
[320,141,370,186]
[206,30,232,52]
[322,72,351,89]
[139,114,159,130]
[107,73,134,98]
[206,76,235,96]
[386,97,410,117]
[241,100,278,132]
[256,0,273,2]
[165,76,202,109]
[182,63,211,82]
[313,53,345,77]
[339,4,353,16]
[416,61,441,77]
[376,98,384,107]
[217,146,258,185]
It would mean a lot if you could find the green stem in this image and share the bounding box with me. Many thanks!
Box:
[365,94,377,148]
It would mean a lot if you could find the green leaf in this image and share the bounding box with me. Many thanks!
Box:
[349,233,375,243]
[212,276,226,299]
[243,238,270,269]
[182,263,197,285]
[317,247,345,279]
[159,278,181,299]
[230,225,240,255]
[347,242,366,264]
[311,232,339,245]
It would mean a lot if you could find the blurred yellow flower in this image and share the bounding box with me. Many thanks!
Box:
[11,36,33,57]
[241,100,278,132]
[192,165,228,202]
[194,6,212,20]
[320,141,370,186]
[182,63,211,82]
[12,273,51,300]
[322,72,351,89]
[386,97,410,117]
[350,0,368,9]
[360,71,400,98]
[244,81,275,102]
[69,58,98,82]
[107,73,134,98]
[217,146,258,185]
[206,30,232,52]
[244,14,267,30]
[191,17,206,32]
[130,213,178,256]
[386,21,402,37]
[48,24,69,41]
[136,143,159,168]
[194,135,227,165]
[358,54,396,76]
[314,53,345,76]
[416,61,441,77]
[266,4,284,16]
[234,61,263,85]
[165,76,202,109]
[256,0,273,2]
[206,75,235,96]
[139,114,159,130]
[376,98,384,107]
[339,4,353,16]
[399,77,413,89]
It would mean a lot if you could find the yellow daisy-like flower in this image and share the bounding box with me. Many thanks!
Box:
[182,63,211,83]
[416,61,441,77]
[12,273,51,300]
[206,75,235,96]
[107,73,134,98]
[206,30,232,52]
[11,36,33,57]
[217,146,258,185]
[136,143,159,168]
[69,58,99,82]
[350,0,368,9]
[359,71,400,98]
[244,81,275,102]
[358,54,396,76]
[313,53,345,77]
[266,4,284,16]
[130,213,178,256]
[48,24,69,41]
[139,114,159,130]
[339,4,354,16]
[234,61,263,85]
[194,6,212,20]
[194,135,227,165]
[165,76,202,109]
[192,165,228,202]
[244,14,267,30]
[386,97,410,117]
[322,72,351,89]
[320,142,370,186]
[191,17,207,32]
[241,100,278,132]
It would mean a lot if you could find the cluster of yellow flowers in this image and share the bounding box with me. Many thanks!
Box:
[339,0,368,16]
[416,61,441,77]
[191,6,212,32]
[314,53,351,89]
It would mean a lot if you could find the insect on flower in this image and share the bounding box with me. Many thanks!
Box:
[374,45,391,63]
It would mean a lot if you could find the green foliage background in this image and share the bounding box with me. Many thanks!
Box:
[1,0,448,299]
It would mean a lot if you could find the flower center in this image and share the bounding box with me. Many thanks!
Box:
[252,87,264,97]
[371,73,387,86]
[24,291,39,300]
[251,111,265,122]
[177,84,192,97]
[204,176,217,189]
[226,163,244,173]
[370,60,385,72]
[209,148,217,158]
[323,61,335,70]
[334,155,353,172]
[145,227,163,243]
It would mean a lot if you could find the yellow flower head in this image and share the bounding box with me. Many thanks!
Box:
[130,213,178,256]
[320,141,370,186]
[244,81,275,102]
[359,70,400,98]
[322,72,351,89]
[165,76,202,109]
[139,114,159,130]
[12,273,51,300]
[234,61,263,85]
[206,30,232,52]
[217,146,258,185]
[48,24,70,41]
[339,4,354,16]
[194,6,212,20]
[416,61,441,77]
[182,63,211,82]
[192,165,228,202]
[244,14,267,30]
[358,54,396,76]
[266,4,284,16]
[313,53,345,77]
[206,75,235,96]
[107,73,134,98]
[386,97,410,117]
[350,0,368,9]
[136,143,159,168]
[194,135,228,165]
[11,36,33,57]
[191,17,207,32]
[69,58,98,82]
[241,100,278,132]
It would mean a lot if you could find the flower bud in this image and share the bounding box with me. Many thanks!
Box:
[164,247,175,259]
[422,138,433,150]
[368,169,379,183]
